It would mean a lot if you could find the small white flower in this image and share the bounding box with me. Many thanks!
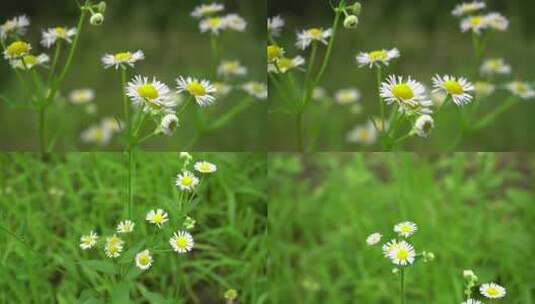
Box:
[80,230,98,250]
[69,88,95,105]
[81,124,113,145]
[346,121,377,145]
[380,75,432,114]
[366,233,382,245]
[102,50,144,69]
[101,117,122,133]
[169,230,195,253]
[432,75,474,106]
[242,81,267,100]
[160,114,179,135]
[388,240,416,266]
[505,81,535,100]
[194,161,217,174]
[145,209,169,228]
[486,12,509,31]
[176,170,200,191]
[268,15,285,37]
[452,1,486,17]
[104,235,124,258]
[117,220,135,233]
[474,81,495,98]
[394,221,418,238]
[213,82,232,97]
[41,26,77,48]
[191,3,225,18]
[1,15,30,40]
[3,41,31,60]
[335,88,361,104]
[356,48,400,68]
[222,14,247,32]
[268,56,305,74]
[414,115,434,138]
[135,249,153,271]
[176,76,217,106]
[199,16,227,35]
[480,58,511,76]
[126,75,174,113]
[312,87,327,101]
[218,60,248,78]
[382,239,399,257]
[267,44,285,62]
[480,282,506,299]
[461,15,490,34]
[296,27,332,50]
[10,53,49,70]
[462,299,483,304]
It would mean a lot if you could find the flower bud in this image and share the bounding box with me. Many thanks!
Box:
[343,15,359,29]
[349,2,362,15]
[90,13,104,26]
[97,1,107,13]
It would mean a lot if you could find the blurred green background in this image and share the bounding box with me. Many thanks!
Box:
[0,0,267,151]
[268,0,535,151]
[268,153,535,303]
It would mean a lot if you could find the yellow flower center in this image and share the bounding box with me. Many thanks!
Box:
[370,50,388,61]
[307,28,322,38]
[392,83,414,100]
[400,224,411,232]
[186,82,206,96]
[515,83,527,93]
[114,52,133,61]
[152,214,163,223]
[22,55,38,66]
[358,129,370,140]
[267,45,283,61]
[470,16,483,27]
[181,176,193,186]
[54,27,67,37]
[444,80,464,95]
[251,84,264,93]
[486,287,499,296]
[137,84,159,100]
[208,17,221,27]
[176,237,188,248]
[396,248,409,260]
[277,57,294,71]
[6,41,30,57]
[139,255,150,265]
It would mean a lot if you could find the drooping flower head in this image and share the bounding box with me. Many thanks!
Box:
[432,75,474,106]
[176,76,217,106]
[169,230,195,253]
[160,114,179,135]
[268,56,305,74]
[452,1,486,17]
[296,27,332,50]
[414,115,434,138]
[0,15,30,40]
[102,50,144,69]
[191,3,225,18]
[41,26,77,48]
[10,53,49,70]
[356,48,400,68]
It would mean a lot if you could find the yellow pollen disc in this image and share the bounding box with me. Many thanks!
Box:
[208,17,221,27]
[176,237,188,248]
[6,41,30,57]
[396,248,409,260]
[267,45,283,61]
[307,28,322,38]
[182,176,193,186]
[139,255,150,265]
[277,57,293,70]
[152,214,163,222]
[137,84,159,99]
[515,83,527,93]
[358,129,370,140]
[370,50,387,61]
[54,27,66,36]
[392,83,414,100]
[114,52,133,61]
[400,225,411,232]
[470,16,483,26]
[186,82,206,96]
[444,80,464,95]
[22,55,38,65]
[487,288,499,296]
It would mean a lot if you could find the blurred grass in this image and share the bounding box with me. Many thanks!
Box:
[268,0,535,151]
[0,152,267,303]
[268,153,535,303]
[0,0,267,151]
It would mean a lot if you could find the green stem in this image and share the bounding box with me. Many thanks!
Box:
[210,34,220,79]
[47,42,62,85]
[127,148,134,219]
[296,111,304,152]
[376,66,384,132]
[313,3,343,85]
[400,268,406,304]
[474,97,516,130]
[38,107,46,156]
[56,8,87,85]
[120,68,130,141]
[302,42,319,106]
[178,96,194,117]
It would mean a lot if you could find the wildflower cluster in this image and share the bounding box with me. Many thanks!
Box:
[461,269,506,303]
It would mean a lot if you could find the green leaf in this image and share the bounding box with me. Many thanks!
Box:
[80,260,117,275]
[110,282,130,304]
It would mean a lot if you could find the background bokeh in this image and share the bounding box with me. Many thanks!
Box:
[0,0,267,151]
[269,153,535,303]
[268,0,535,151]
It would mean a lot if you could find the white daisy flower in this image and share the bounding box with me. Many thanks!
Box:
[296,27,332,50]
[380,75,432,114]
[366,233,382,245]
[432,75,474,106]
[41,26,77,48]
[101,117,122,133]
[486,12,509,31]
[335,88,361,104]
[104,235,124,258]
[474,81,495,98]
[10,53,49,70]
[414,115,434,138]
[176,170,200,191]
[222,14,247,32]
[268,56,305,74]
[267,44,285,62]
[81,124,113,145]
[3,41,31,60]
[135,249,153,271]
[213,82,232,97]
[176,76,217,106]
[480,282,506,299]
[394,221,418,238]
[242,81,267,100]
[160,114,179,135]
[169,230,194,254]
[1,15,30,40]
[312,87,327,101]
[356,48,400,68]
[461,15,490,34]
[117,220,135,234]
[480,58,511,76]
[101,50,144,69]
[199,16,227,35]
[268,15,285,37]
[218,60,248,78]
[505,81,535,100]
[462,299,483,304]
[126,75,174,113]
[346,121,377,145]
[388,240,416,266]
[382,239,399,257]
[80,230,98,250]
[145,209,169,228]
[194,161,217,174]
[452,1,486,17]
[191,3,225,18]
[69,88,95,105]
